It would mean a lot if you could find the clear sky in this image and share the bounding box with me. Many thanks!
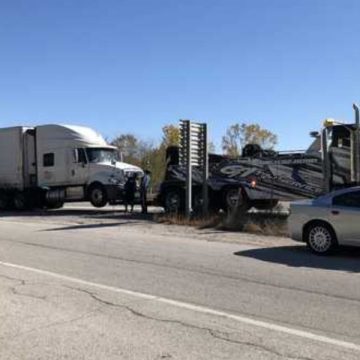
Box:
[1,0,360,151]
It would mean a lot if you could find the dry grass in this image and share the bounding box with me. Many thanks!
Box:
[155,213,222,228]
[155,209,289,237]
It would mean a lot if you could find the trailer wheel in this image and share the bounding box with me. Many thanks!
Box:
[222,187,249,213]
[164,188,184,214]
[88,184,108,208]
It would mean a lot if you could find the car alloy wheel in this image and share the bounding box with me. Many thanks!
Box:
[307,225,334,254]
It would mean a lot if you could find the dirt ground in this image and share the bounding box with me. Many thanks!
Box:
[0,203,295,249]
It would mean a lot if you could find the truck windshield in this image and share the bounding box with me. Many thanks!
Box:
[86,148,118,163]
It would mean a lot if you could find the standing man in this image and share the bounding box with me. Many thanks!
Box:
[124,173,137,213]
[140,170,151,214]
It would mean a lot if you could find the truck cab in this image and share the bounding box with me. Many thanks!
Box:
[0,124,143,210]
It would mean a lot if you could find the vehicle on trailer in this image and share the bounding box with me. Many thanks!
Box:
[288,186,360,254]
[158,119,360,214]
[0,125,143,210]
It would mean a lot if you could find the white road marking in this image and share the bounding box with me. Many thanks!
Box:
[1,260,359,352]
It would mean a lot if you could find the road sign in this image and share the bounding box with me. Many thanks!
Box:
[179,120,208,218]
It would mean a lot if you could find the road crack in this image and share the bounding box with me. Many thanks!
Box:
[1,308,101,341]
[0,273,26,285]
[10,286,47,301]
[66,286,315,360]
[0,274,47,301]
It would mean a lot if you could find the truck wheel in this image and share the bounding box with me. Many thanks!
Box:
[222,187,249,213]
[13,192,27,210]
[88,184,108,208]
[0,193,9,210]
[164,188,184,213]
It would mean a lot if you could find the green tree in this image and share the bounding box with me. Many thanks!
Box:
[222,123,278,157]
[111,134,139,164]
[161,125,180,147]
[110,124,179,191]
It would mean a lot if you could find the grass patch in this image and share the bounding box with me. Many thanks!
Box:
[155,209,289,237]
[155,213,221,228]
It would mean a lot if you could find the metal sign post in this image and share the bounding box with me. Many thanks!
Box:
[200,124,209,216]
[180,120,208,218]
[353,103,360,185]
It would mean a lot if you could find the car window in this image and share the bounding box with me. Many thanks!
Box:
[333,191,360,208]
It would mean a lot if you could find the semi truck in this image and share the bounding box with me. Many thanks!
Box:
[0,124,143,210]
[158,114,360,214]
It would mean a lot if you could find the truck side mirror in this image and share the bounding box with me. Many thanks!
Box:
[310,131,320,138]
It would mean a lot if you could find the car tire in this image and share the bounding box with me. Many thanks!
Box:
[305,222,337,255]
[88,184,108,208]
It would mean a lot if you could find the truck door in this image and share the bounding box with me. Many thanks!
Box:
[68,148,89,185]
[23,129,37,187]
[329,126,352,187]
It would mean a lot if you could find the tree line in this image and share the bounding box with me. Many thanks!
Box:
[111,122,278,190]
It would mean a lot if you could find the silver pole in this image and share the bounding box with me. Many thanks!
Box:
[185,120,192,218]
[353,103,360,184]
[202,124,209,216]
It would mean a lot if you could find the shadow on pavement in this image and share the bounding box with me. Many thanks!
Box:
[0,208,156,221]
[234,245,360,273]
[43,221,143,231]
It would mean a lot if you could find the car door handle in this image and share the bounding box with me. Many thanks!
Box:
[331,210,340,215]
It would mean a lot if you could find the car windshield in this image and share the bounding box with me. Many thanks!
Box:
[86,148,118,163]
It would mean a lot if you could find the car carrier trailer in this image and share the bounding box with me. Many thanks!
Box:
[158,106,360,214]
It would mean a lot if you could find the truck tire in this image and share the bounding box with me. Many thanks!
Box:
[164,188,184,214]
[88,184,108,208]
[222,186,249,213]
[0,193,9,210]
[13,192,27,211]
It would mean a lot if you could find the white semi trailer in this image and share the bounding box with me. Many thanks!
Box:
[0,124,143,210]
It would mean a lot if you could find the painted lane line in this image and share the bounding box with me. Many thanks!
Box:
[0,260,359,352]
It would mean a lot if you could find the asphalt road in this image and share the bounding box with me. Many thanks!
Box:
[1,207,360,359]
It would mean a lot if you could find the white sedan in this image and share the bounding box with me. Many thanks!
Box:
[288,187,360,254]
